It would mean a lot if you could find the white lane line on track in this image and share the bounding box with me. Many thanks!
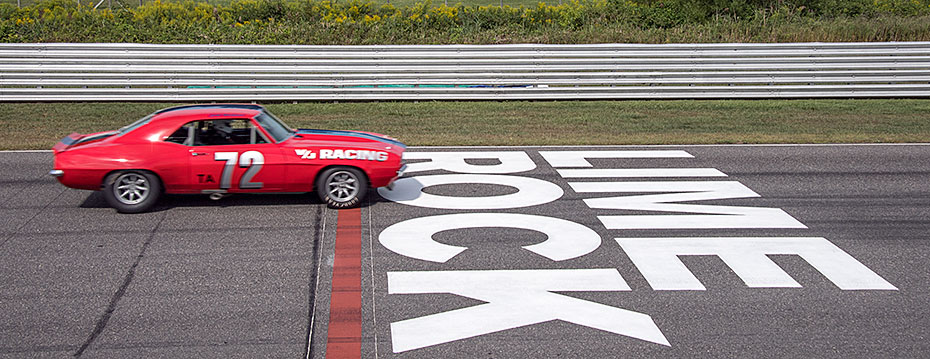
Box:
[367,200,380,359]
[408,143,930,149]
[2,143,930,154]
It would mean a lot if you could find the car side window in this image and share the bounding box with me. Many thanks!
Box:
[198,119,270,146]
[164,123,195,146]
[165,119,269,146]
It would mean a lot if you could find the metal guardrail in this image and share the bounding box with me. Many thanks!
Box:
[1,42,929,101]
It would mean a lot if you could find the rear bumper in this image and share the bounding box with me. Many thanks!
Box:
[49,168,106,190]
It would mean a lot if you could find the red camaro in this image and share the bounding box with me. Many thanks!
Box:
[50,104,406,213]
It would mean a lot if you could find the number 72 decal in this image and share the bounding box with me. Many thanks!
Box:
[215,151,264,189]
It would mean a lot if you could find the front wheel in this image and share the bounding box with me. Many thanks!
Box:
[103,171,162,213]
[316,167,368,209]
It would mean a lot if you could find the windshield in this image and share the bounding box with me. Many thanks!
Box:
[254,110,294,143]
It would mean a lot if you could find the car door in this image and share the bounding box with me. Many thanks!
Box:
[187,119,287,193]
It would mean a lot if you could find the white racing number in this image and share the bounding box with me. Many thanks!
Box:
[214,151,264,189]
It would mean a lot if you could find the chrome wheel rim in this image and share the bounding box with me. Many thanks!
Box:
[114,173,149,205]
[326,171,359,203]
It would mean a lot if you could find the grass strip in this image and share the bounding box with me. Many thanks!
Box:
[2,99,928,150]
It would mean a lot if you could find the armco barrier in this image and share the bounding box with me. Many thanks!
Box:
[1,42,929,101]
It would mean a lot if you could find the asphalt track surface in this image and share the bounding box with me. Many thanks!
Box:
[1,144,929,358]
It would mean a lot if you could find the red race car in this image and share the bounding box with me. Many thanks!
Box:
[50,104,406,213]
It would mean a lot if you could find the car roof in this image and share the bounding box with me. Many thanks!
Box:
[144,104,266,125]
[154,104,265,115]
[148,104,263,120]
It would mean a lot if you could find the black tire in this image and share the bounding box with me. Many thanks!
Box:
[102,171,162,213]
[316,167,368,209]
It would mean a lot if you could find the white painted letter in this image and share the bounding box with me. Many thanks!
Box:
[388,269,669,353]
[540,150,693,167]
[571,181,807,229]
[557,168,726,178]
[378,213,602,263]
[403,151,535,174]
[378,174,563,209]
[617,237,897,291]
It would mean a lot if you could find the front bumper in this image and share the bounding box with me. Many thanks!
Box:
[384,164,407,190]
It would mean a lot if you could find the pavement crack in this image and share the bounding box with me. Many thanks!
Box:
[73,211,168,357]
[0,187,66,250]
[304,204,325,359]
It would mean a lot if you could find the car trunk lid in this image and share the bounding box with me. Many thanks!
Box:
[52,131,118,153]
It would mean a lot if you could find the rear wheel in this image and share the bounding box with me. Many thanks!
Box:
[316,167,368,209]
[103,171,162,213]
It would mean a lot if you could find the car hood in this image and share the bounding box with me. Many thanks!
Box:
[294,129,406,149]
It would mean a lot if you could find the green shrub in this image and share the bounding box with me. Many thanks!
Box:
[630,0,706,28]
[1,0,929,43]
